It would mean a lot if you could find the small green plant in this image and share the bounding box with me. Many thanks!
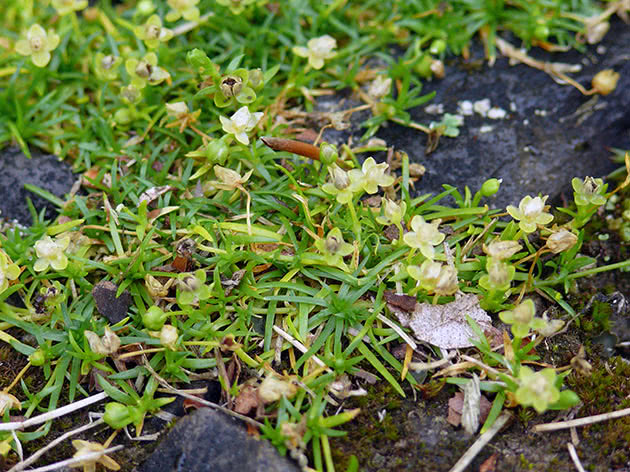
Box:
[0,1,629,470]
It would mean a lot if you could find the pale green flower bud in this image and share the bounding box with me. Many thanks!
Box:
[248,68,264,90]
[142,306,169,330]
[434,265,458,296]
[546,230,578,254]
[483,240,522,260]
[29,348,46,366]
[376,199,406,226]
[319,143,338,166]
[103,402,133,429]
[159,324,178,350]
[429,39,446,55]
[480,178,502,197]
[592,69,619,95]
[137,0,156,15]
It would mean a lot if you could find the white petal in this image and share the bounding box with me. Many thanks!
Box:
[246,112,263,130]
[235,132,249,145]
[220,116,236,134]
[231,107,251,129]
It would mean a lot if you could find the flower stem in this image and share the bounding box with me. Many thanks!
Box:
[70,12,83,41]
[536,258,630,287]
[347,202,361,241]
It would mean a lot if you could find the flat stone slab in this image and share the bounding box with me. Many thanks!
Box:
[0,147,75,225]
[322,20,630,209]
[135,408,300,472]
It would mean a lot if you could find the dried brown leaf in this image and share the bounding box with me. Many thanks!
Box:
[234,384,259,415]
[479,453,498,472]
[447,391,493,428]
[390,293,500,349]
[384,291,417,313]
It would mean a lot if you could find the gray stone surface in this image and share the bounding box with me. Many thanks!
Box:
[135,408,300,472]
[0,147,75,225]
[321,21,630,209]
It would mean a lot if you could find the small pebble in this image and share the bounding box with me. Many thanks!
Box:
[457,100,474,116]
[473,99,491,117]
[487,107,507,120]
[424,103,444,115]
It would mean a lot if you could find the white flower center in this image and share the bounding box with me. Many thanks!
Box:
[529,375,548,396]
[101,55,115,70]
[38,241,57,258]
[523,198,543,217]
[30,37,43,52]
[147,25,160,40]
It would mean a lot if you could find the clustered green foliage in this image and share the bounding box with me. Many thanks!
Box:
[0,0,628,470]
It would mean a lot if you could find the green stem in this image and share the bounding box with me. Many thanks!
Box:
[395,222,404,242]
[536,259,630,287]
[70,12,83,41]
[321,434,335,472]
[347,202,361,241]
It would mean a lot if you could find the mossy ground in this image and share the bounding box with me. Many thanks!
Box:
[327,200,630,472]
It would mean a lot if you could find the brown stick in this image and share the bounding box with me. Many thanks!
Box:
[261,136,321,160]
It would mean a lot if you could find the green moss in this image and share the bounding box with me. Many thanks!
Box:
[581,300,612,333]
[566,356,630,467]
[519,453,534,469]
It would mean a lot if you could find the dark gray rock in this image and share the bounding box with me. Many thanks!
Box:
[0,147,75,225]
[92,280,132,324]
[135,408,300,472]
[322,20,630,209]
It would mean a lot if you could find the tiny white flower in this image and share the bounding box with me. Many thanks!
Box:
[0,251,20,293]
[166,0,200,22]
[507,195,553,233]
[367,76,392,101]
[348,157,394,194]
[402,215,445,259]
[292,35,337,70]
[52,0,88,16]
[15,24,60,68]
[166,101,188,118]
[34,235,70,272]
[219,106,264,145]
[0,391,21,415]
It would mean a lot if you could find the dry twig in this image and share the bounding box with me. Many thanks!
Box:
[533,406,630,432]
[448,412,512,472]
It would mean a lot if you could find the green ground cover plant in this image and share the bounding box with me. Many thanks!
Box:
[0,1,629,470]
